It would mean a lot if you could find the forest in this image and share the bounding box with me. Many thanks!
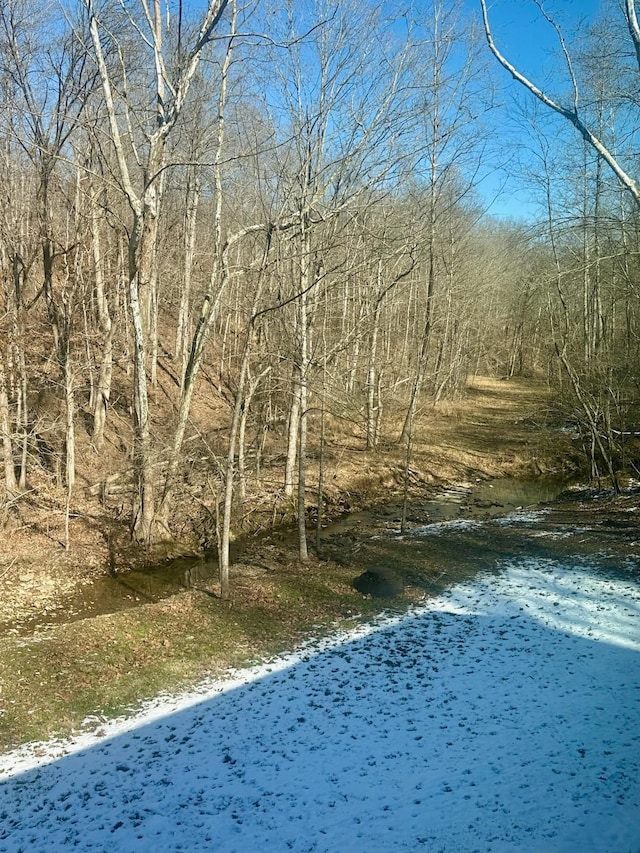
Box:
[1,0,639,596]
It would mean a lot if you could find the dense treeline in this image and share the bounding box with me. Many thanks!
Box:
[1,0,639,586]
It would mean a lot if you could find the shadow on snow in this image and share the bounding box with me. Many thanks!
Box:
[1,562,639,852]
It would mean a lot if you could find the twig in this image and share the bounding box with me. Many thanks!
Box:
[0,557,18,581]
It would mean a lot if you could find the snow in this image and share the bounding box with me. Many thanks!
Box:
[410,518,483,536]
[495,509,550,525]
[1,561,639,852]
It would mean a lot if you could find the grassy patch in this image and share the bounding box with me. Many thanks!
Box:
[0,555,385,750]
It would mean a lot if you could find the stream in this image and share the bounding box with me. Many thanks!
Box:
[321,477,640,597]
[4,477,639,636]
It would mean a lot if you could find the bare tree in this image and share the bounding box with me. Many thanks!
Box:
[256,0,418,558]
[480,0,640,211]
[0,0,97,495]
[399,0,490,443]
[481,0,640,486]
[83,0,230,543]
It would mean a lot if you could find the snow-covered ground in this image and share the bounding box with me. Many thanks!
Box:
[1,559,639,852]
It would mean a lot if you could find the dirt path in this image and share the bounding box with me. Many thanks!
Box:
[412,376,560,478]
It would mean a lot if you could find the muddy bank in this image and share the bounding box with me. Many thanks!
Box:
[1,471,637,754]
[0,475,554,635]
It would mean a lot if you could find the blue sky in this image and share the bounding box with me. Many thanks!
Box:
[465,0,603,78]
[461,0,607,220]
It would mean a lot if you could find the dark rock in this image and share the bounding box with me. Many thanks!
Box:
[353,568,404,598]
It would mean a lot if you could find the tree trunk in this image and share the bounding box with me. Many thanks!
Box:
[90,190,113,449]
[128,210,162,543]
[0,350,17,497]
[219,354,250,599]
[17,345,27,491]
[296,219,312,563]
[297,368,309,561]
[149,171,166,390]
[400,191,437,443]
[237,367,270,501]
[176,166,201,387]
[63,339,75,491]
[400,254,435,444]
[366,266,384,449]
[284,371,301,499]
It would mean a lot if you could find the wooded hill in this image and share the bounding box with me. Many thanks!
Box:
[1,1,640,594]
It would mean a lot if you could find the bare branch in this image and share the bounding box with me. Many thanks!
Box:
[87,10,141,214]
[532,0,579,113]
[625,0,640,73]
[479,0,640,210]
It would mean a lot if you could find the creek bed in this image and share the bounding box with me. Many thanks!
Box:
[4,477,639,636]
